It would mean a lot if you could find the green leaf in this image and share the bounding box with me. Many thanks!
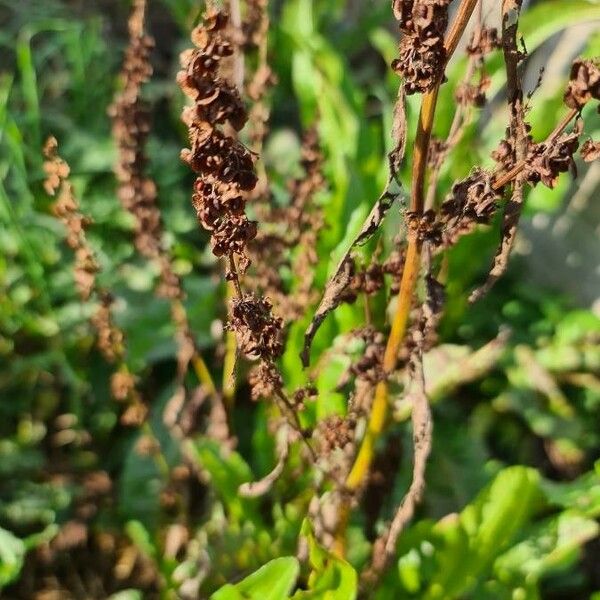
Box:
[0,527,26,588]
[211,557,300,600]
[494,511,599,583]
[186,438,259,523]
[293,520,358,600]
[126,520,158,561]
[389,467,541,599]
[107,590,144,600]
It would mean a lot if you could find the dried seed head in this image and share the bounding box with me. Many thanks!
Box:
[43,136,70,195]
[563,58,600,111]
[248,361,284,401]
[229,294,283,361]
[524,123,581,189]
[317,414,355,454]
[351,327,386,384]
[91,294,124,363]
[44,137,100,300]
[455,73,491,107]
[110,371,137,401]
[414,168,502,247]
[392,0,451,95]
[109,0,183,301]
[466,27,500,57]
[580,139,600,163]
[178,11,260,270]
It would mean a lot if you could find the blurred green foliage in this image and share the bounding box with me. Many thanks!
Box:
[0,0,599,598]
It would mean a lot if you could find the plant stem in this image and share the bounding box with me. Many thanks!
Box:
[333,0,479,557]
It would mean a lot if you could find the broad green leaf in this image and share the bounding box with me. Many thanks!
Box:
[0,527,25,587]
[211,557,300,600]
[294,520,358,600]
[186,438,259,523]
[494,511,599,583]
[126,520,157,561]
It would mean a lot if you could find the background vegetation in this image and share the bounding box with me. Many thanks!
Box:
[0,0,599,598]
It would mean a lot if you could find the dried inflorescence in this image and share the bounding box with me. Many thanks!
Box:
[91,294,125,364]
[229,294,283,361]
[581,139,600,162]
[563,58,600,112]
[391,0,451,95]
[454,72,491,107]
[466,26,500,57]
[44,137,99,301]
[178,10,259,273]
[351,328,386,384]
[109,0,181,299]
[110,370,137,401]
[248,360,283,401]
[406,168,501,248]
[525,124,581,189]
[317,414,356,454]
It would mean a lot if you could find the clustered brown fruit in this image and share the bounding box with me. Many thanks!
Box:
[109,0,181,299]
[91,293,124,364]
[454,72,491,107]
[317,414,356,455]
[110,370,137,401]
[563,59,600,112]
[351,328,386,384]
[391,0,451,94]
[43,137,140,410]
[248,360,284,401]
[337,245,407,307]
[524,124,581,189]
[581,139,600,162]
[229,294,283,361]
[44,137,99,301]
[177,10,258,273]
[406,168,501,248]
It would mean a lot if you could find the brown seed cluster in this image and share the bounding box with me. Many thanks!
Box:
[563,59,600,112]
[351,328,386,384]
[391,0,451,95]
[581,139,600,162]
[317,414,355,454]
[525,124,581,189]
[407,168,501,248]
[91,293,125,364]
[44,137,99,301]
[248,360,283,401]
[177,10,258,273]
[229,294,283,361]
[109,0,181,299]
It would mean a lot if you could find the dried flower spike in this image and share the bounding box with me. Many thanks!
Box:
[391,0,451,95]
[178,10,259,273]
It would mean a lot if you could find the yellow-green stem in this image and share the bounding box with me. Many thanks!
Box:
[333,0,479,557]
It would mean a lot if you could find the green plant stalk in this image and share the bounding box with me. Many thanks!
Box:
[334,0,480,557]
